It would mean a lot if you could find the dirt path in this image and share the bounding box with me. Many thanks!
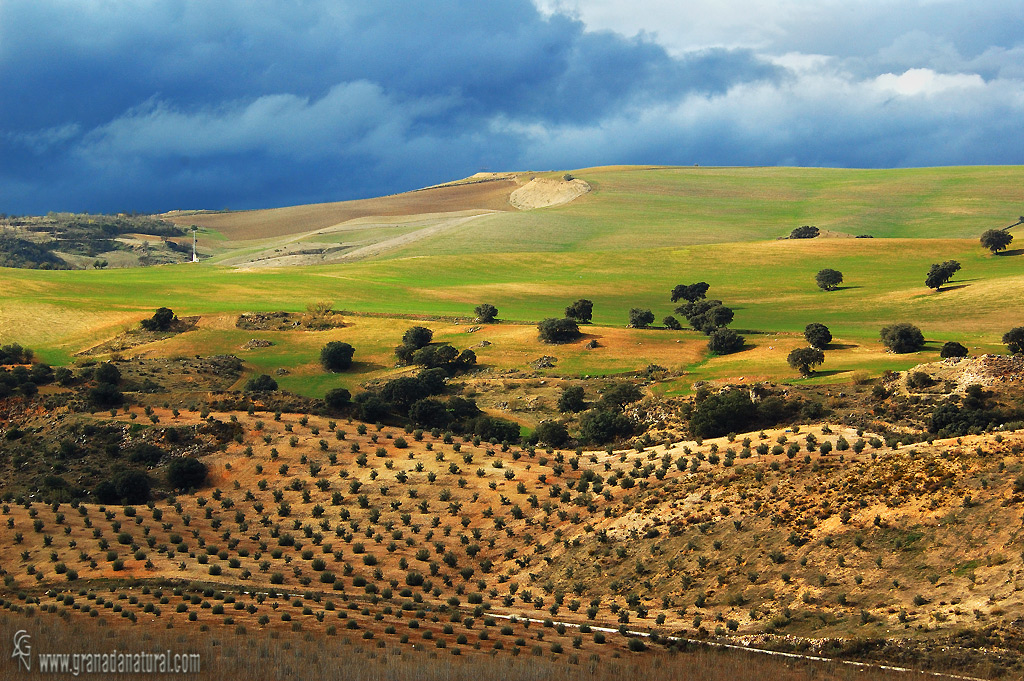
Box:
[225,211,495,267]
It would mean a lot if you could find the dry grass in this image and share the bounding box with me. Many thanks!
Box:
[2,400,1024,678]
[166,179,518,240]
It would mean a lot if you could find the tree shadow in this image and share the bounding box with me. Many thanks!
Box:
[826,343,858,350]
[349,360,389,373]
[939,284,970,292]
[831,285,862,291]
[997,248,1024,257]
[806,369,845,378]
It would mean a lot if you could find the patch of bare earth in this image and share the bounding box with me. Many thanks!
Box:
[509,177,591,210]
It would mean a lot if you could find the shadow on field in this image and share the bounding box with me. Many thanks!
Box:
[808,369,846,378]
[349,360,388,373]
[826,343,858,350]
[831,285,862,291]
[998,248,1024,257]
[940,284,971,292]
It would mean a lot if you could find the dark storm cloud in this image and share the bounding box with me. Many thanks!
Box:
[0,1,1021,215]
[0,0,778,213]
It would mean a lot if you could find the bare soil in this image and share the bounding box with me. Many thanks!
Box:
[165,179,519,240]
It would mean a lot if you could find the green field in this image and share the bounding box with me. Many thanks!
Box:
[1,165,1021,391]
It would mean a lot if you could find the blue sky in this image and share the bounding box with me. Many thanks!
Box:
[1,0,1022,214]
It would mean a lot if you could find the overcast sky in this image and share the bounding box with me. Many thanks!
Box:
[1,0,1022,214]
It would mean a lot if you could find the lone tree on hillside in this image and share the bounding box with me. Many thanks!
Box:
[939,341,969,358]
[980,229,1013,254]
[880,323,925,353]
[402,326,434,349]
[815,268,844,291]
[925,260,961,291]
[564,299,593,323]
[1004,327,1024,354]
[474,304,498,323]
[628,308,655,328]
[141,307,176,331]
[804,323,832,349]
[670,282,710,303]
[707,328,744,355]
[538,318,581,343]
[789,225,820,239]
[320,341,355,372]
[788,347,825,376]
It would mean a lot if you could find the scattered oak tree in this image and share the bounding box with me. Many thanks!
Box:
[320,341,355,372]
[402,326,434,349]
[94,362,121,385]
[803,323,832,349]
[689,389,757,438]
[167,457,208,490]
[880,323,925,353]
[670,282,710,303]
[925,260,961,291]
[564,299,593,324]
[474,304,498,323]
[815,269,843,291]
[663,315,682,330]
[141,307,176,331]
[939,341,969,359]
[324,387,352,411]
[787,347,825,376]
[579,409,633,444]
[628,308,655,329]
[534,421,569,447]
[557,386,586,413]
[538,318,581,343]
[244,374,278,391]
[980,229,1013,254]
[677,300,734,334]
[707,328,744,355]
[1004,327,1024,354]
[789,225,820,239]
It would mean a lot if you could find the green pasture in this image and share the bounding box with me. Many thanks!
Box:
[384,166,1024,257]
[1,166,1021,390]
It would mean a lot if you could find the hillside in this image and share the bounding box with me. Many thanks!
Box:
[2,383,1023,678]
[1,166,1022,396]
[2,164,1024,677]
